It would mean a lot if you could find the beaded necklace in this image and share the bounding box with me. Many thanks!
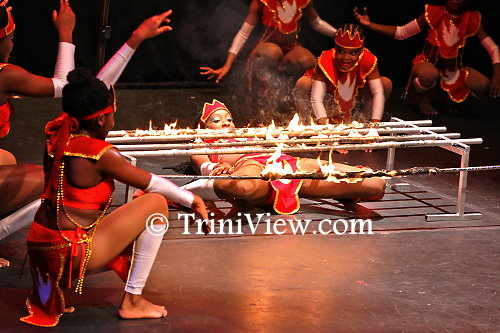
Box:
[55,159,113,293]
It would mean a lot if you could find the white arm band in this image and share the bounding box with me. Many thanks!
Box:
[309,16,337,38]
[51,42,75,98]
[480,36,500,64]
[394,19,421,40]
[311,80,328,120]
[200,161,217,176]
[145,174,194,208]
[228,21,255,56]
[97,43,136,88]
[368,78,385,121]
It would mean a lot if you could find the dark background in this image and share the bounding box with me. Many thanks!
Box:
[9,0,500,86]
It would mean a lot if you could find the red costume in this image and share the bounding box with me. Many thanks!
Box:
[20,103,127,327]
[317,48,377,123]
[413,4,481,102]
[0,64,14,138]
[199,100,302,214]
[233,153,303,215]
[260,0,311,35]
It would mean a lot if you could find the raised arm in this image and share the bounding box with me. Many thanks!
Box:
[304,3,337,38]
[354,6,426,40]
[98,148,208,219]
[1,0,75,98]
[199,0,260,83]
[97,10,173,88]
[476,26,500,98]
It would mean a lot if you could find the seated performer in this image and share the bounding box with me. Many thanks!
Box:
[294,23,392,124]
[354,0,500,115]
[20,11,208,327]
[183,99,386,215]
[200,0,337,121]
[0,0,75,267]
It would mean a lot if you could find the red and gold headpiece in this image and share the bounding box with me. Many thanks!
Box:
[0,6,15,39]
[334,28,364,49]
[199,99,232,127]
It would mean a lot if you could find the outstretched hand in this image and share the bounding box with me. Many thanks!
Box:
[353,7,371,27]
[200,65,230,83]
[0,0,12,11]
[134,10,173,41]
[52,0,76,42]
[209,162,233,175]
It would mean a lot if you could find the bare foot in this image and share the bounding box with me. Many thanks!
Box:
[418,96,439,115]
[64,306,75,313]
[0,257,9,268]
[118,293,167,319]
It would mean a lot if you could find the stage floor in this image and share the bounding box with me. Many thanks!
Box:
[1,87,499,332]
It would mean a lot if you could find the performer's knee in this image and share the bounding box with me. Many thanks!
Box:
[362,178,386,200]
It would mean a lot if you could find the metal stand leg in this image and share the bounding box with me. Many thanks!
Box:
[123,154,137,204]
[425,145,481,221]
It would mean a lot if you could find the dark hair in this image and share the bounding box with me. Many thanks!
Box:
[336,23,365,41]
[193,109,204,128]
[62,67,112,119]
[0,6,8,31]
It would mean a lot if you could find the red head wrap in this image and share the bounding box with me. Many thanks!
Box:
[42,87,116,204]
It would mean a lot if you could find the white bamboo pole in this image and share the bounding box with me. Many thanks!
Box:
[115,133,461,151]
[107,126,448,144]
[121,138,483,158]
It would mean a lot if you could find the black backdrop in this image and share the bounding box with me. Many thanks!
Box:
[10,0,500,86]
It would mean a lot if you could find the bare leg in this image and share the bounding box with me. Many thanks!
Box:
[0,149,16,166]
[87,193,169,319]
[293,75,313,123]
[412,62,440,115]
[248,42,284,123]
[465,66,490,98]
[214,161,270,205]
[280,46,316,117]
[0,164,44,215]
[298,158,386,200]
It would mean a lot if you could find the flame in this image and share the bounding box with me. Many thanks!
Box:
[265,121,276,140]
[163,120,178,133]
[286,113,307,132]
[365,127,379,138]
[319,151,340,183]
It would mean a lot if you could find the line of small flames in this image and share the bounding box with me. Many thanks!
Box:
[127,114,376,139]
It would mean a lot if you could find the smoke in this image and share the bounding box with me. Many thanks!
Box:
[176,0,248,65]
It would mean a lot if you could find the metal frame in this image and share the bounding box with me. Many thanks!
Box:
[119,118,483,221]
[386,117,482,222]
[122,153,137,203]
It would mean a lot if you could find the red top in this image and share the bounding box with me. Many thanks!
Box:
[260,0,311,34]
[317,48,377,121]
[0,64,14,138]
[42,135,115,210]
[425,4,481,59]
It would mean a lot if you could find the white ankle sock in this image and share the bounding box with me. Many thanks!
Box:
[124,224,166,295]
